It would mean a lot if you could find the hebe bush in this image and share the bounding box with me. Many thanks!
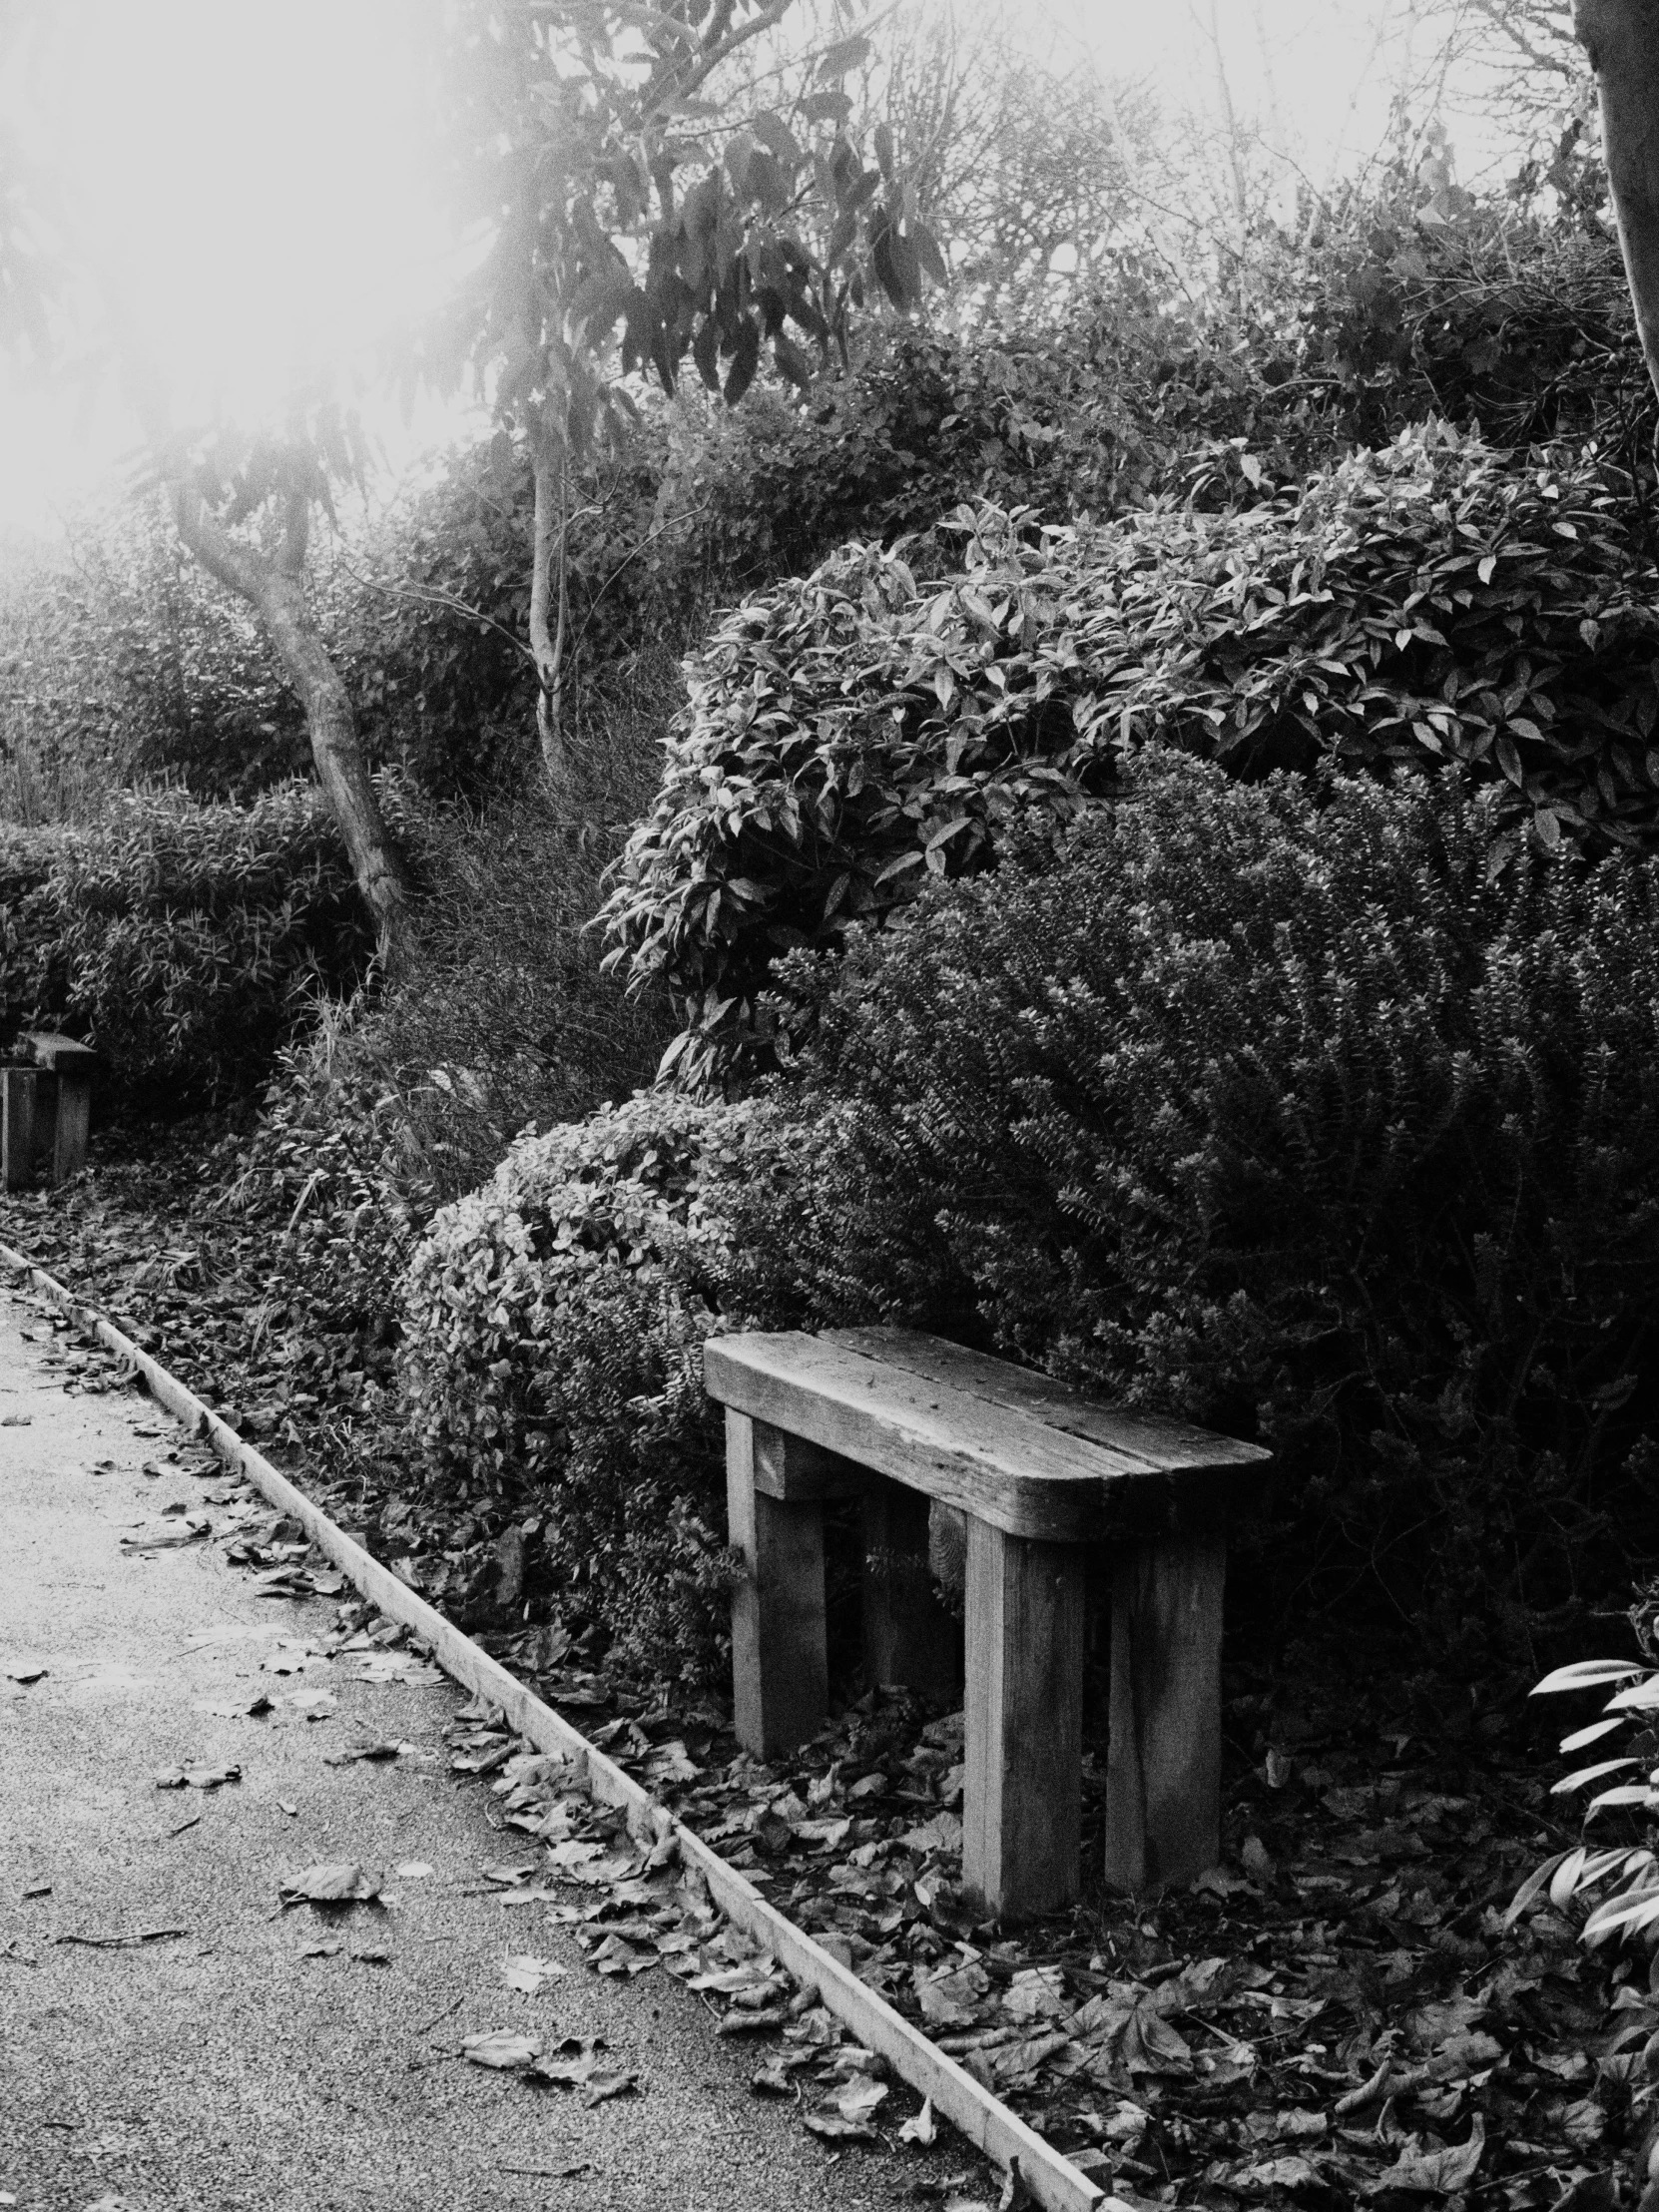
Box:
[715,754,1659,1647]
[397,1092,745,1682]
[606,428,1659,1082]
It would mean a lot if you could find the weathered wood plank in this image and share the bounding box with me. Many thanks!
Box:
[1104,1532,1226,1894]
[963,1518,1085,1920]
[752,1421,869,1501]
[706,1331,1266,1542]
[2,1068,37,1193]
[830,1327,1268,1476]
[862,1474,959,1697]
[728,1409,830,1757]
[53,1074,91,1184]
[23,1031,97,1075]
[0,1236,1105,2212]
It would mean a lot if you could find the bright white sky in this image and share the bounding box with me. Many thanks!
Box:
[0,0,1559,541]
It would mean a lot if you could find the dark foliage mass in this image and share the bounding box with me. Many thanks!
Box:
[710,756,1659,1654]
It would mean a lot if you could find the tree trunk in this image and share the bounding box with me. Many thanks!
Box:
[168,479,409,956]
[528,432,573,797]
[1576,0,1659,401]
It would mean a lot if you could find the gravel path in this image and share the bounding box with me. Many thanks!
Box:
[0,1288,925,2212]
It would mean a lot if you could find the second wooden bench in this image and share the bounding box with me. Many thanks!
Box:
[704,1326,1270,1922]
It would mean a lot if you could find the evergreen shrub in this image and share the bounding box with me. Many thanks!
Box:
[0,783,374,1112]
[718,754,1659,1646]
[606,427,1659,1082]
[397,1092,747,1681]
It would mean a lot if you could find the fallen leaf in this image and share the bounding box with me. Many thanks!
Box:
[1364,2114,1485,2197]
[278,1863,380,1908]
[323,1740,403,1766]
[579,2068,639,2107]
[502,1953,568,1993]
[464,2029,542,2070]
[900,2094,937,2146]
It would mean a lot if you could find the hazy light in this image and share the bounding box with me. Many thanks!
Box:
[0,0,462,531]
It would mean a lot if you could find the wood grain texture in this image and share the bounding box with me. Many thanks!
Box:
[0,1237,1104,2212]
[963,1518,1085,1921]
[752,1421,869,1501]
[706,1331,1266,1541]
[862,1474,959,1697]
[2,1069,36,1194]
[1104,1533,1226,1894]
[53,1075,91,1184]
[728,1410,830,1757]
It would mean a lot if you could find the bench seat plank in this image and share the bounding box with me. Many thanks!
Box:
[704,1331,1267,1543]
[23,1031,97,1075]
[828,1328,1268,1481]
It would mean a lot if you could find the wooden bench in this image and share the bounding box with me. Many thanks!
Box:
[2,1032,97,1190]
[704,1327,1271,1921]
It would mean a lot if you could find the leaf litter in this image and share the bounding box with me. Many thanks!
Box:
[5,1184,1652,2206]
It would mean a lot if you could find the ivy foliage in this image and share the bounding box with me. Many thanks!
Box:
[715,754,1659,1643]
[604,425,1659,1080]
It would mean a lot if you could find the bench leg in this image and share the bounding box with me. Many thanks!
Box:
[1,1070,36,1192]
[53,1073,91,1184]
[727,1410,829,1758]
[861,1475,958,1697]
[963,1518,1084,1921]
[1104,1531,1226,1893]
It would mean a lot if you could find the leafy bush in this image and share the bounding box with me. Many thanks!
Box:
[601,509,1119,1084]
[397,1092,740,1681]
[714,754,1659,1648]
[0,782,375,1112]
[607,426,1659,1080]
[1517,1631,1659,1948]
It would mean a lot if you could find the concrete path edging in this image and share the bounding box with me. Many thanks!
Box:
[0,1237,1109,2212]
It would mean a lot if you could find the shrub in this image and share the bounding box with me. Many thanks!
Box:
[606,426,1659,1082]
[714,754,1659,1648]
[26,782,376,1110]
[0,783,377,1113]
[600,508,1120,1084]
[396,1092,741,1682]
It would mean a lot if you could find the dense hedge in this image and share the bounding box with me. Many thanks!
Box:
[605,428,1659,1079]
[0,783,375,1111]
[714,755,1659,1648]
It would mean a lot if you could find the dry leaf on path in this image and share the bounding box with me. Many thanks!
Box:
[464,2029,542,2070]
[502,1953,567,1993]
[899,2095,937,2147]
[278,1863,380,1908]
